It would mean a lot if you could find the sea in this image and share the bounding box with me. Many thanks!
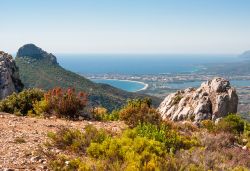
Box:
[56,54,247,92]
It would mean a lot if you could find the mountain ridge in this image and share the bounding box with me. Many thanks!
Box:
[15,44,160,111]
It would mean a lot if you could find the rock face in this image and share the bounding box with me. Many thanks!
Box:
[158,77,238,122]
[0,51,23,99]
[16,44,58,65]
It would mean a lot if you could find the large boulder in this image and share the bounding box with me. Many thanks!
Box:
[0,51,23,99]
[158,77,238,122]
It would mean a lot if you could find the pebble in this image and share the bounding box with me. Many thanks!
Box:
[31,156,42,162]
[242,146,248,150]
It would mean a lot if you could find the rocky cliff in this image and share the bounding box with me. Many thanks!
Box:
[0,51,23,99]
[158,77,238,122]
[16,44,58,65]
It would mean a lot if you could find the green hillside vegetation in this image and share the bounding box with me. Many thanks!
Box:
[1,89,250,170]
[15,55,160,111]
[46,100,250,170]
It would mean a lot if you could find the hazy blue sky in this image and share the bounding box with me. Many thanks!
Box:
[1,0,250,54]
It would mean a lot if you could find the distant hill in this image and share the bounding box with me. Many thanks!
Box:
[202,51,250,75]
[15,44,160,111]
[239,50,250,59]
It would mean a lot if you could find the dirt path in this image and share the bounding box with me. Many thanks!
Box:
[0,113,126,170]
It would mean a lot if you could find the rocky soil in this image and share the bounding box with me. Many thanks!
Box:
[0,113,127,170]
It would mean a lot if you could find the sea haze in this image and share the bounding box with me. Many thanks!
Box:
[57,54,241,75]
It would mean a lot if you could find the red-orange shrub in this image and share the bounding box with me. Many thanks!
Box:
[44,87,87,119]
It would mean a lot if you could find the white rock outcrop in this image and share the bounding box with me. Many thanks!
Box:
[0,51,23,99]
[158,77,238,122]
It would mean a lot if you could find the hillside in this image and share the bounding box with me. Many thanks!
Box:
[15,44,160,111]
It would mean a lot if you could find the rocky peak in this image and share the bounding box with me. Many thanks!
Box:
[158,77,238,123]
[16,44,58,65]
[0,51,23,99]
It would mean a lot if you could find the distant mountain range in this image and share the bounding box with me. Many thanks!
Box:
[239,50,250,59]
[200,50,250,75]
[15,44,160,111]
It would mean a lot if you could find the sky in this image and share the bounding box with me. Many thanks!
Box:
[0,0,250,54]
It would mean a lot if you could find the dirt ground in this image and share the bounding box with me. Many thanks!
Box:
[0,113,126,170]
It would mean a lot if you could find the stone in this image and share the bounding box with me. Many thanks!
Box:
[158,77,238,122]
[0,51,23,99]
[242,146,248,150]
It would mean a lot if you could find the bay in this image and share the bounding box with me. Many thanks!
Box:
[92,79,147,92]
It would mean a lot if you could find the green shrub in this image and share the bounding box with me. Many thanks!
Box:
[92,107,119,121]
[0,88,44,115]
[104,110,120,121]
[47,125,108,153]
[32,100,49,117]
[216,114,245,134]
[172,95,182,105]
[135,123,199,153]
[243,120,250,138]
[87,129,168,170]
[201,120,216,132]
[119,98,161,128]
[47,122,250,171]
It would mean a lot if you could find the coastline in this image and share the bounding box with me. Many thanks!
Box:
[91,78,149,92]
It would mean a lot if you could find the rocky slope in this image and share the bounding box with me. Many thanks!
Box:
[15,44,160,111]
[158,77,238,122]
[0,51,23,99]
[0,113,126,170]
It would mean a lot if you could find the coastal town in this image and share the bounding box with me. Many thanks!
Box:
[85,72,250,118]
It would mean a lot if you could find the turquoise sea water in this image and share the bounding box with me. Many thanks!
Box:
[92,79,146,92]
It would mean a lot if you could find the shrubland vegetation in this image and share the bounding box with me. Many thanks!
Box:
[0,89,250,170]
[0,88,44,115]
[0,88,87,119]
[37,87,87,119]
[119,98,161,128]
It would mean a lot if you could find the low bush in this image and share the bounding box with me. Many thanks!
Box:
[92,107,119,121]
[217,114,245,134]
[0,88,44,115]
[47,125,108,153]
[135,123,199,153]
[201,120,216,132]
[47,123,250,171]
[87,129,168,170]
[119,98,161,128]
[38,87,88,119]
[201,115,250,136]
